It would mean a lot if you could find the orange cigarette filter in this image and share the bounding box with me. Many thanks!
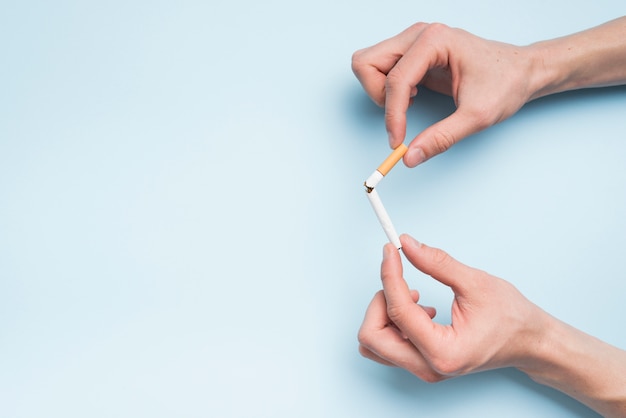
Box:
[377,144,408,176]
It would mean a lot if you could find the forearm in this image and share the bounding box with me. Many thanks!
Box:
[519,313,626,417]
[527,16,626,99]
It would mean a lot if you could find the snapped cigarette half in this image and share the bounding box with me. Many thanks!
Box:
[366,188,401,249]
[364,144,408,192]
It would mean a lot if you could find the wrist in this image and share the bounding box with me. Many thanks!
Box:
[515,313,579,386]
[517,312,626,416]
[524,17,626,100]
[523,40,576,100]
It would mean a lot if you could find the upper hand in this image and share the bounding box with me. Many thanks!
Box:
[351,23,537,167]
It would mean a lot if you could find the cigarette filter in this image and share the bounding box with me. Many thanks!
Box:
[366,188,401,249]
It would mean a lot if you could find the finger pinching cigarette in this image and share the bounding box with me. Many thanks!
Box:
[366,188,401,249]
[364,144,408,192]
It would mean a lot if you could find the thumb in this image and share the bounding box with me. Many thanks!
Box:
[400,234,477,294]
[403,110,485,167]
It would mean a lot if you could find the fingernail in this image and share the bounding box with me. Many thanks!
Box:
[405,147,426,167]
[382,244,390,259]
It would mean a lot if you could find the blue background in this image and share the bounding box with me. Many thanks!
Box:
[2,1,625,416]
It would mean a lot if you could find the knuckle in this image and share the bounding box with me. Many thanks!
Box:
[426,343,477,377]
[357,344,371,359]
[419,370,446,383]
[430,356,462,376]
[420,22,451,41]
[431,129,457,155]
[350,49,367,74]
[374,94,386,108]
[430,247,453,269]
[468,107,496,131]
[385,68,405,90]
[407,21,429,32]
[469,269,490,289]
[384,111,398,128]
[458,103,500,134]
[386,302,411,325]
[356,327,372,347]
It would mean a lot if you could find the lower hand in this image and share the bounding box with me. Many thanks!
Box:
[358,234,547,381]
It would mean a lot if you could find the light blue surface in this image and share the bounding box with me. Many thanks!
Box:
[1,1,625,417]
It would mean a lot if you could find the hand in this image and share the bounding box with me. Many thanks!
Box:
[351,23,538,167]
[358,234,546,381]
[358,234,626,415]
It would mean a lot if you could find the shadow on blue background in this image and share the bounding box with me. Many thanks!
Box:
[381,367,598,417]
[343,80,626,148]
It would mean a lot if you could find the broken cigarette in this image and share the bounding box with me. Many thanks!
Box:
[364,143,408,192]
[366,188,401,249]
[363,144,408,249]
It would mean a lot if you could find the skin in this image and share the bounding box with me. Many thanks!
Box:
[358,235,626,417]
[353,18,626,416]
[351,17,626,166]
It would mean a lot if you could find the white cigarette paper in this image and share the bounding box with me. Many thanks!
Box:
[365,188,401,249]
[364,170,383,191]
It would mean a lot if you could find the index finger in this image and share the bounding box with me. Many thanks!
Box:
[351,23,429,109]
[385,30,448,148]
